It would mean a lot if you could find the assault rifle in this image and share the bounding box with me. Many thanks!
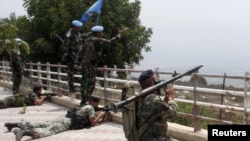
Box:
[23,69,30,79]
[39,93,57,97]
[39,92,63,101]
[111,65,204,113]
[22,62,31,79]
[95,105,112,112]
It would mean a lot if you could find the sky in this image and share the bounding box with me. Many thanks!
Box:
[1,0,250,76]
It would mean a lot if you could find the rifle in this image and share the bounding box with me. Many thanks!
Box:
[95,105,112,112]
[39,92,62,101]
[111,65,204,113]
[39,93,57,97]
[95,105,112,122]
[22,62,31,79]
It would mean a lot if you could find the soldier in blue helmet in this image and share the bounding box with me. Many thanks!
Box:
[76,25,124,105]
[62,20,83,96]
[10,38,25,95]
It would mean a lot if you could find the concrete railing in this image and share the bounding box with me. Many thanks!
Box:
[1,61,250,141]
[0,80,208,141]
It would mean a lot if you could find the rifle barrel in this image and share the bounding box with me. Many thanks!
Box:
[111,65,204,113]
[40,93,57,96]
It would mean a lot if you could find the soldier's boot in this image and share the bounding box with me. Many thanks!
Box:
[15,129,34,141]
[4,122,19,131]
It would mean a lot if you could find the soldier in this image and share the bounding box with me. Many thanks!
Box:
[63,20,83,94]
[78,25,123,105]
[0,85,50,109]
[4,96,108,141]
[10,38,25,95]
[136,70,178,141]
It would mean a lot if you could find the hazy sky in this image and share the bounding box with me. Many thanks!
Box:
[1,0,250,75]
[137,0,250,75]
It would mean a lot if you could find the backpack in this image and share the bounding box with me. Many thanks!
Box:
[121,82,162,141]
[121,82,140,141]
[65,106,91,130]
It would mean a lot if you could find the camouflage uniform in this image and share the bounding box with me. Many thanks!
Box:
[0,92,39,109]
[79,35,120,105]
[10,49,24,95]
[63,28,83,92]
[17,104,95,139]
[137,94,178,141]
[19,116,72,138]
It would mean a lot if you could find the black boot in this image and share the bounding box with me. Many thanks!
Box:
[15,129,34,141]
[4,122,19,131]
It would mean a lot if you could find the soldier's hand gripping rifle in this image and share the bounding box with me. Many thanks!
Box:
[111,65,204,113]
[39,91,63,101]
[95,105,112,112]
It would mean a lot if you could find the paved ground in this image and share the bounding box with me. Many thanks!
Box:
[0,86,127,141]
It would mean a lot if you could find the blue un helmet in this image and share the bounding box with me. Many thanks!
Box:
[91,25,104,32]
[72,20,83,28]
[14,38,22,46]
[14,38,23,55]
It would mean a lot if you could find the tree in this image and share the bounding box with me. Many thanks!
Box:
[0,15,30,61]
[15,0,152,68]
[189,75,207,85]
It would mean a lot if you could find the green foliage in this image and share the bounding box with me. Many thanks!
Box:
[8,0,153,67]
[189,75,207,85]
[169,102,217,129]
[0,16,30,60]
[0,17,18,57]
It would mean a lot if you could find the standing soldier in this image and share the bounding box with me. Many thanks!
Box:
[63,20,83,96]
[10,38,25,95]
[78,25,123,105]
[137,70,178,141]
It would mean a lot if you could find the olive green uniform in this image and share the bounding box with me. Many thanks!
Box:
[0,92,38,109]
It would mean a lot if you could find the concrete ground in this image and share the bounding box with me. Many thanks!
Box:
[0,86,127,141]
[0,81,207,141]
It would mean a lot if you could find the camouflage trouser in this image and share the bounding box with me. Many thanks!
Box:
[0,96,25,109]
[0,98,8,109]
[12,69,22,95]
[140,122,170,141]
[19,117,72,139]
[67,62,75,92]
[80,62,96,105]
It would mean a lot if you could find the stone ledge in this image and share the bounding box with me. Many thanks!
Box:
[107,111,208,141]
[168,122,207,141]
[0,80,208,141]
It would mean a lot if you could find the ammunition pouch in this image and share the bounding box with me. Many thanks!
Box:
[70,115,90,130]
[65,107,91,130]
